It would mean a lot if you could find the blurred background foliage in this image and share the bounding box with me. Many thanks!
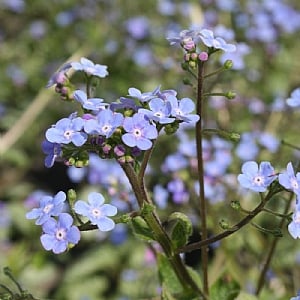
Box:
[1,0,300,299]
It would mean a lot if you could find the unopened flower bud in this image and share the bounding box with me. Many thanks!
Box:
[114,144,126,157]
[219,219,230,230]
[190,52,198,61]
[198,51,208,61]
[102,143,112,155]
[224,59,233,69]
[67,189,77,203]
[231,200,241,210]
[225,91,236,100]
[189,60,197,69]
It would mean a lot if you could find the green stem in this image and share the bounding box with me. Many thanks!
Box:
[120,162,207,299]
[178,187,283,253]
[196,60,209,295]
[255,192,294,295]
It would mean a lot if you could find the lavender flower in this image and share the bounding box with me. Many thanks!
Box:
[46,116,87,146]
[71,57,108,78]
[122,113,158,150]
[84,109,124,138]
[41,140,62,168]
[237,161,277,192]
[288,203,300,239]
[278,162,300,196]
[138,98,175,124]
[74,192,117,231]
[40,213,80,254]
[286,88,300,107]
[73,90,107,112]
[26,191,66,225]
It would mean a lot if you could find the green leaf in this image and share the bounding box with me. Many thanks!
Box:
[129,216,155,242]
[166,212,193,249]
[210,276,240,300]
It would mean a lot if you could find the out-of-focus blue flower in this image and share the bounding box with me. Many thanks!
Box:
[235,132,259,161]
[46,62,71,88]
[167,95,199,123]
[67,166,87,183]
[125,16,149,40]
[279,162,300,196]
[26,191,66,225]
[127,87,155,103]
[110,224,128,245]
[288,203,300,239]
[153,185,168,209]
[84,109,124,138]
[46,116,87,147]
[237,161,277,192]
[122,113,158,150]
[74,192,117,231]
[42,140,62,168]
[258,132,279,153]
[220,42,251,70]
[40,213,80,254]
[290,290,300,300]
[73,90,107,112]
[139,98,175,124]
[197,29,236,52]
[162,153,188,173]
[286,88,300,107]
[167,178,189,204]
[71,57,108,78]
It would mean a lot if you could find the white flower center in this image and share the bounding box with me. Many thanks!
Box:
[64,130,74,139]
[56,228,66,240]
[253,175,264,186]
[43,204,53,214]
[92,208,102,218]
[133,129,142,138]
[291,179,299,190]
[102,125,111,133]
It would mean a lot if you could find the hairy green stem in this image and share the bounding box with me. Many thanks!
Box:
[196,60,209,295]
[255,192,294,295]
[178,186,283,253]
[120,162,206,299]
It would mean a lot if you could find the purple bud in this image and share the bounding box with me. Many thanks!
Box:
[114,144,126,157]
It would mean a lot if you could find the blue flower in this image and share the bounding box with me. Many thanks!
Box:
[73,90,107,112]
[84,109,124,138]
[198,29,236,52]
[138,98,175,124]
[41,140,62,168]
[167,95,200,123]
[46,116,87,146]
[26,191,66,225]
[71,57,108,78]
[286,88,300,107]
[237,161,277,192]
[40,213,80,254]
[166,29,197,46]
[46,62,72,88]
[127,87,155,103]
[290,290,300,300]
[279,162,300,196]
[288,203,300,239]
[74,192,117,231]
[122,113,158,150]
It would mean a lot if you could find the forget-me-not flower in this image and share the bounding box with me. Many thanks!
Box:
[138,98,175,124]
[41,140,62,168]
[46,116,87,146]
[73,90,107,112]
[122,113,158,150]
[278,162,300,196]
[237,161,277,192]
[40,213,80,254]
[197,29,236,52]
[286,88,300,107]
[288,203,300,239]
[167,95,200,123]
[290,290,300,300]
[74,192,117,231]
[26,191,66,225]
[84,109,124,138]
[71,57,108,78]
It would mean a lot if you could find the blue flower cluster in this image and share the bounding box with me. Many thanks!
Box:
[42,57,200,168]
[26,191,117,254]
[238,161,300,239]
